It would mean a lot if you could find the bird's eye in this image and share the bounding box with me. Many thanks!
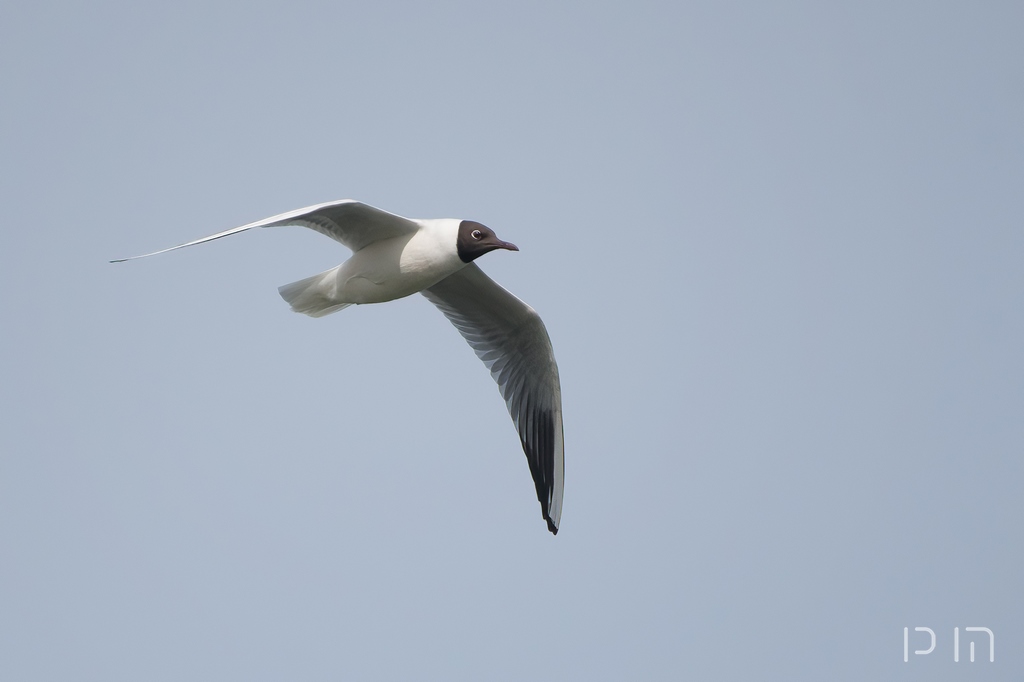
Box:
[471,229,483,240]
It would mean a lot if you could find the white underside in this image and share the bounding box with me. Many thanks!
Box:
[278,222,465,316]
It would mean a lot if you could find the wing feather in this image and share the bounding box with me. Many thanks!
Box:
[111,200,417,262]
[422,264,564,534]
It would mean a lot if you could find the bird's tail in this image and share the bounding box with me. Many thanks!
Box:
[278,267,352,318]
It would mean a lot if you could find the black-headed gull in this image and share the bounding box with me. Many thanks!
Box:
[114,200,564,534]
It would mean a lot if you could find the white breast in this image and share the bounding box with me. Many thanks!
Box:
[334,219,464,304]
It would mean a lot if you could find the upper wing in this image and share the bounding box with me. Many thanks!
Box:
[111,200,418,262]
[422,264,564,534]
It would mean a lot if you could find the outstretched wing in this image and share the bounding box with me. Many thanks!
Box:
[422,264,564,534]
[111,200,418,262]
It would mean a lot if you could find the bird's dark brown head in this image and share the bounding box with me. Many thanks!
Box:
[456,220,519,263]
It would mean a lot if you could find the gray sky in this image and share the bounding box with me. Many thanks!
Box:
[1,1,1021,680]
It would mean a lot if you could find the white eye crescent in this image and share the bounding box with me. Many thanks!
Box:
[471,229,483,240]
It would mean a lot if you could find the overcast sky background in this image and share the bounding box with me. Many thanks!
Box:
[1,2,1021,680]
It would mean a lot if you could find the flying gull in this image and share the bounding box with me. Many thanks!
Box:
[113,200,564,534]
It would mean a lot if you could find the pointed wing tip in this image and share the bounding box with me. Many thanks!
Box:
[546,517,559,535]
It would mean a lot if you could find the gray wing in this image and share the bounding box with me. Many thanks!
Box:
[422,264,564,534]
[111,200,418,262]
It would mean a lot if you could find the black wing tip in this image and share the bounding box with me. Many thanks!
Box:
[545,516,559,535]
